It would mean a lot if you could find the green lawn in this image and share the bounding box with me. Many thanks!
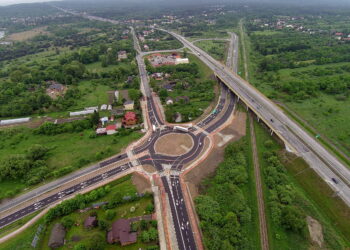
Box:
[254,120,350,249]
[0,176,158,250]
[0,126,142,199]
[73,80,113,110]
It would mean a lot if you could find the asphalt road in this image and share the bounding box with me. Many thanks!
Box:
[161,28,350,207]
[0,12,239,250]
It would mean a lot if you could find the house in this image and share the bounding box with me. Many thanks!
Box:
[112,108,124,116]
[124,100,135,110]
[122,111,137,126]
[96,127,107,135]
[175,58,189,65]
[47,81,64,92]
[107,219,137,246]
[175,96,190,104]
[100,104,108,110]
[84,216,98,229]
[335,32,343,36]
[163,83,174,92]
[125,76,134,85]
[165,97,174,105]
[117,50,128,61]
[100,117,109,125]
[48,223,66,249]
[143,44,149,51]
[46,81,66,99]
[151,72,164,80]
[106,124,117,135]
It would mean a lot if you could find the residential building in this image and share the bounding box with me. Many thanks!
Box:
[107,219,137,246]
[166,97,174,105]
[48,223,66,249]
[106,124,117,135]
[96,128,107,135]
[124,100,135,110]
[84,216,98,229]
[117,50,128,61]
[175,58,189,65]
[122,111,137,126]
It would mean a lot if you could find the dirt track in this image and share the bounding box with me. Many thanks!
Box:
[249,114,269,250]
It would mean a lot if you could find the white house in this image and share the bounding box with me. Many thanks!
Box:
[175,58,189,65]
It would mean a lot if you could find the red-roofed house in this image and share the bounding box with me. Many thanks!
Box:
[107,219,137,246]
[106,124,117,135]
[122,112,137,126]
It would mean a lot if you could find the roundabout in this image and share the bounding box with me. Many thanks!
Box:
[154,132,194,156]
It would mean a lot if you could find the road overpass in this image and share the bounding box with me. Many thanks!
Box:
[160,28,350,207]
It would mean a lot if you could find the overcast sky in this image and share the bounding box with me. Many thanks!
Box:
[0,0,57,6]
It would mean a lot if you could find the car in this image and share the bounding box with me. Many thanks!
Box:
[331,177,338,184]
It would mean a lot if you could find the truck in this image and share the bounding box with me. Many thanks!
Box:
[174,126,189,133]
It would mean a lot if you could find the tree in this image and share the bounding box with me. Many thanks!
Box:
[87,234,104,250]
[281,205,306,233]
[98,220,109,231]
[146,203,154,214]
[128,89,141,102]
[0,155,31,180]
[90,111,100,126]
[148,227,158,241]
[61,216,74,229]
[105,210,116,220]
[26,144,49,161]
[141,231,150,243]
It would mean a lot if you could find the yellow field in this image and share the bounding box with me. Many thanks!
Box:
[7,26,49,41]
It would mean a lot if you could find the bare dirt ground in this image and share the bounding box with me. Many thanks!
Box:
[154,133,193,156]
[7,27,49,41]
[132,173,152,193]
[307,216,324,248]
[184,111,247,197]
[142,164,157,173]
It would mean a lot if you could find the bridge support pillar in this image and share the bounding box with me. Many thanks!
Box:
[257,117,260,122]
[270,129,273,136]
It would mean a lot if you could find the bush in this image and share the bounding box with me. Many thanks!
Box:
[105,210,116,220]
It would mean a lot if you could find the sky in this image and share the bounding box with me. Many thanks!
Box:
[0,0,58,6]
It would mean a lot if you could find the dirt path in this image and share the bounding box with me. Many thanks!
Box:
[249,113,269,250]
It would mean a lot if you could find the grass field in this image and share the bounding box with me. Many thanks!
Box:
[7,26,49,41]
[254,120,350,249]
[0,127,142,199]
[243,27,350,159]
[0,176,157,250]
[195,40,228,62]
[73,80,113,109]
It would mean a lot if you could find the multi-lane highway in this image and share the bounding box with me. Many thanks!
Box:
[0,13,242,250]
[161,28,350,207]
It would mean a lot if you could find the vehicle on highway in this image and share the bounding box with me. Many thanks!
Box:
[332,178,339,184]
[174,126,189,132]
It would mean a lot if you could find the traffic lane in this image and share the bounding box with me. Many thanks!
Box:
[173,134,206,170]
[0,163,132,229]
[170,175,197,250]
[99,153,128,167]
[205,92,235,134]
[161,177,187,250]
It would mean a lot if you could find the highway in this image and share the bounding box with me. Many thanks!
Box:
[161,28,350,206]
[0,11,239,250]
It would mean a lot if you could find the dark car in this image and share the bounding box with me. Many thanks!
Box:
[331,178,338,184]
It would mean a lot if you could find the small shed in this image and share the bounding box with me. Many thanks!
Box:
[84,216,98,229]
[165,97,174,105]
[48,223,65,249]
